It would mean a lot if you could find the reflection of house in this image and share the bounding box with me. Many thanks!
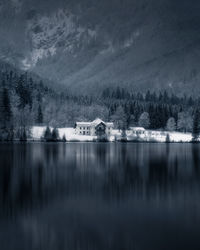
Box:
[75,118,114,136]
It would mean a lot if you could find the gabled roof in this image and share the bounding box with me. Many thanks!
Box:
[95,122,107,128]
[130,127,145,131]
[76,118,114,127]
[91,118,105,125]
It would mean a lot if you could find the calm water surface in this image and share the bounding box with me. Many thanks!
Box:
[0,142,200,250]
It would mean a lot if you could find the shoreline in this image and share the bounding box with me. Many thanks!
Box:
[0,139,199,144]
[30,126,195,143]
[1,127,198,143]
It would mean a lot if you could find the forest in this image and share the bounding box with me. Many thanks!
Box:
[0,70,200,141]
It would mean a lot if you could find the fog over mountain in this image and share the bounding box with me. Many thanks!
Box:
[1,0,200,95]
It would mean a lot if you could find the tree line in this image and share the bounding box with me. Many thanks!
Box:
[0,70,200,141]
[102,87,200,140]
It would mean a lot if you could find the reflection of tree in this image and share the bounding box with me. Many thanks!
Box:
[192,144,200,175]
[17,170,33,208]
[95,144,107,168]
[44,143,52,164]
[52,144,59,164]
[37,161,44,199]
[147,157,168,195]
[146,145,178,197]
[2,143,200,218]
[103,144,198,200]
[103,145,142,200]
[124,159,141,190]
[0,144,48,217]
[0,144,13,205]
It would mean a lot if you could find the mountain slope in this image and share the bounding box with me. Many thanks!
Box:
[1,0,200,95]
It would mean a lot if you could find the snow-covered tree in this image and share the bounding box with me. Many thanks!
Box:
[111,106,127,131]
[0,88,13,140]
[177,112,193,133]
[14,105,33,140]
[138,112,150,129]
[166,117,176,131]
[192,109,200,141]
[37,104,43,125]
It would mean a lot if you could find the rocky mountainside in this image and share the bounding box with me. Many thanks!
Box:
[1,0,200,95]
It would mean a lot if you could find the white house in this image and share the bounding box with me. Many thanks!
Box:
[75,118,114,137]
[130,127,146,135]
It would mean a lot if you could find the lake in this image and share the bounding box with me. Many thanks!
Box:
[0,142,200,250]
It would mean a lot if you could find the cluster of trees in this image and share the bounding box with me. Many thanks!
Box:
[102,87,197,106]
[109,105,200,140]
[1,69,200,141]
[0,71,46,140]
[101,88,200,137]
[43,127,66,142]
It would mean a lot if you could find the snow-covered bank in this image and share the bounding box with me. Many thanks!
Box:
[126,130,192,143]
[31,127,96,142]
[31,126,194,143]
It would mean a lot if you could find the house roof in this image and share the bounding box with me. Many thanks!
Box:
[91,118,105,125]
[92,118,114,126]
[76,118,114,127]
[75,122,91,126]
[130,127,145,131]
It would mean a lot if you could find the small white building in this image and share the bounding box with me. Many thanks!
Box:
[130,127,146,135]
[75,118,114,137]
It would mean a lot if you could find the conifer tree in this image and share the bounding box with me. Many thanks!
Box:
[166,133,170,143]
[166,117,176,131]
[62,134,67,142]
[37,105,43,124]
[20,128,27,141]
[111,106,127,131]
[138,112,150,129]
[52,128,59,141]
[192,109,200,142]
[0,88,13,140]
[177,112,193,133]
[44,126,52,142]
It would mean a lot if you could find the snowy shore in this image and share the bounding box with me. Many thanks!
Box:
[31,126,194,143]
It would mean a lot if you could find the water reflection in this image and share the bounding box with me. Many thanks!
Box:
[0,143,200,250]
[1,143,200,210]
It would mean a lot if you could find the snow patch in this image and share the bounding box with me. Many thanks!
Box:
[31,127,96,142]
[127,130,192,143]
[124,30,140,48]
[23,8,97,68]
